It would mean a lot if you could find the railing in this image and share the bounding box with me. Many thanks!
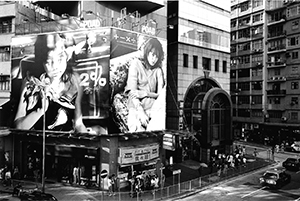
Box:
[96,152,273,201]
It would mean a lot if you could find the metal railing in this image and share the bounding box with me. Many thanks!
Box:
[97,155,274,201]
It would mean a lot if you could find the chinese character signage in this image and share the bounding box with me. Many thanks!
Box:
[119,144,159,165]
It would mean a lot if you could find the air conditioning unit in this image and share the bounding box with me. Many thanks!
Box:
[254,124,259,129]
[251,102,255,105]
[4,47,10,52]
[282,116,287,122]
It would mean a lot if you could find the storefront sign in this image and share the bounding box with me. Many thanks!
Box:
[119,144,159,165]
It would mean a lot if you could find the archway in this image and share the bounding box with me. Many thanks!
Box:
[182,78,233,163]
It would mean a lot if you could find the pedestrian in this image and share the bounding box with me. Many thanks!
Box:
[73,166,78,185]
[198,166,202,177]
[271,146,275,160]
[253,148,258,158]
[111,174,116,196]
[242,146,246,155]
[107,176,113,196]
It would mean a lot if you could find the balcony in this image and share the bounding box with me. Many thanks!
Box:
[267,45,286,54]
[267,17,286,26]
[267,61,286,68]
[266,90,286,96]
[267,31,286,40]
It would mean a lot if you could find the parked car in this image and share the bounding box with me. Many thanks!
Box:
[283,158,300,171]
[19,190,58,201]
[259,167,291,189]
[285,142,300,152]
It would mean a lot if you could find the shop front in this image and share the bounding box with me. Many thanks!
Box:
[117,143,160,190]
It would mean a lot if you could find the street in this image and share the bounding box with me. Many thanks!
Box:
[179,152,300,201]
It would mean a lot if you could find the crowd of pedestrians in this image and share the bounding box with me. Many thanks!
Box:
[128,171,160,197]
[205,145,250,177]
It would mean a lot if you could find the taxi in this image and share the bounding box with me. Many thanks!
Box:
[259,167,291,189]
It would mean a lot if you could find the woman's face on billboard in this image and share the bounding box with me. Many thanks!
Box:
[147,48,159,67]
[43,40,67,79]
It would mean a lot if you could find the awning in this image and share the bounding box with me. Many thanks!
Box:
[0,128,11,137]
[0,99,9,109]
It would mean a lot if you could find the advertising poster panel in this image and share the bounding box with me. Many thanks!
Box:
[11,28,110,133]
[109,28,167,133]
[10,27,167,134]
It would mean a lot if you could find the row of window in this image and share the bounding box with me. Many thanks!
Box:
[183,54,227,73]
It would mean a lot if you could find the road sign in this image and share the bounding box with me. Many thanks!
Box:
[100,169,108,179]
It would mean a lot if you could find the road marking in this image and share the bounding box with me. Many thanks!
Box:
[296,170,300,174]
[241,186,266,198]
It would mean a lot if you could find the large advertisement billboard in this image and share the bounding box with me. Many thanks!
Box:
[11,27,166,134]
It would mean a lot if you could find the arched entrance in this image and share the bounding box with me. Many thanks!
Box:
[183,78,233,163]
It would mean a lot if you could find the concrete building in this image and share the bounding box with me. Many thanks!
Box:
[167,0,232,163]
[230,0,300,146]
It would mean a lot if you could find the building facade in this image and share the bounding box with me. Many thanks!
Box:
[0,0,233,189]
[167,0,232,163]
[230,0,300,146]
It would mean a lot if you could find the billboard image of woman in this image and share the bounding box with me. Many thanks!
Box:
[11,29,111,133]
[110,29,167,133]
[13,33,87,132]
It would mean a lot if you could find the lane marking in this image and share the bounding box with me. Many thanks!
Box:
[241,186,266,198]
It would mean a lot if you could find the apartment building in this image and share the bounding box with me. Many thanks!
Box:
[231,0,300,146]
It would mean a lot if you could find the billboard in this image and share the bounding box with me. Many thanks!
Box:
[11,27,167,134]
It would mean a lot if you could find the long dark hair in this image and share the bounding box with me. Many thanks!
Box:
[34,33,74,83]
[143,38,164,69]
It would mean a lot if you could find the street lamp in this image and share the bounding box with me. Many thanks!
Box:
[41,91,46,193]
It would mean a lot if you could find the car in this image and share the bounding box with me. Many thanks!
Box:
[19,190,58,201]
[259,167,291,189]
[285,142,300,152]
[282,158,300,171]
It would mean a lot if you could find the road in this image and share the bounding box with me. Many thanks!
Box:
[179,151,300,201]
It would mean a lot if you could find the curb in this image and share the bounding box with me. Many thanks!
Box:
[166,161,278,201]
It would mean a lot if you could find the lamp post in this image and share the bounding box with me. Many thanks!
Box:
[41,91,46,193]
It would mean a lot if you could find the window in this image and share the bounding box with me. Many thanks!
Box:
[240,1,249,12]
[252,95,262,104]
[183,54,188,67]
[292,66,299,74]
[291,97,298,105]
[223,61,227,73]
[0,46,10,62]
[292,51,298,59]
[292,20,299,30]
[274,69,280,76]
[253,13,263,23]
[291,112,298,121]
[288,36,300,46]
[193,55,198,69]
[215,59,219,72]
[292,82,299,89]
[202,57,211,70]
[253,0,263,8]
[0,75,10,91]
[0,17,12,34]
